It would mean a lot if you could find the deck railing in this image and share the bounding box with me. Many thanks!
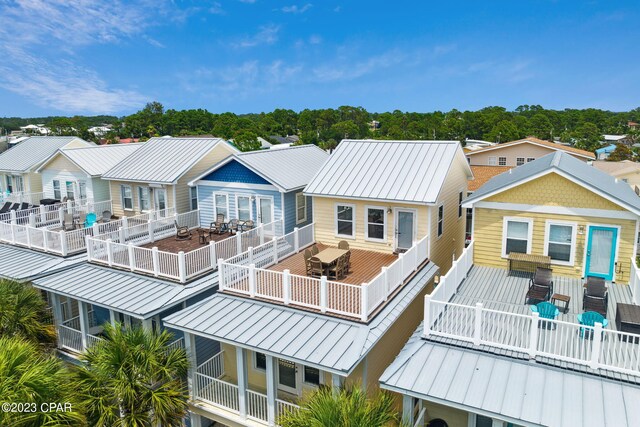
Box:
[0,191,45,206]
[58,324,83,353]
[86,211,284,283]
[0,198,113,226]
[424,242,640,377]
[629,257,640,305]
[220,224,429,321]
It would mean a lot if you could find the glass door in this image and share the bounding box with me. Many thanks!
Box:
[277,359,299,395]
[585,226,618,280]
[154,189,167,216]
[257,196,273,225]
[395,209,415,251]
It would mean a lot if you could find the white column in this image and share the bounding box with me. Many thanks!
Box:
[78,301,90,350]
[266,355,277,426]
[237,348,248,418]
[331,373,344,391]
[189,412,202,427]
[141,318,153,331]
[50,293,63,349]
[401,394,414,426]
[109,309,117,326]
[184,332,198,398]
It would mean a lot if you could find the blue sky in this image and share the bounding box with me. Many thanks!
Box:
[0,0,638,117]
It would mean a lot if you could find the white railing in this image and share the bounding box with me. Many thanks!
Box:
[247,389,268,422]
[0,191,45,205]
[197,351,225,379]
[86,333,103,348]
[166,337,185,353]
[194,374,240,412]
[276,399,299,419]
[630,257,640,305]
[220,224,429,321]
[58,324,83,352]
[0,199,113,226]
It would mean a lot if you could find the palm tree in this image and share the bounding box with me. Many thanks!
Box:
[0,279,56,346]
[74,323,189,426]
[278,385,400,427]
[0,336,86,426]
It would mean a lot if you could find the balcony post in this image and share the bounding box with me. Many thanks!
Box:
[265,355,277,426]
[39,205,46,223]
[294,226,299,252]
[60,230,68,256]
[43,229,49,252]
[331,373,344,393]
[237,348,248,418]
[122,215,128,231]
[209,241,217,269]
[92,222,99,236]
[528,312,540,359]
[109,310,117,326]
[273,238,278,263]
[106,239,113,266]
[78,301,90,351]
[360,283,369,322]
[184,331,198,397]
[128,243,135,271]
[382,266,389,300]
[50,293,63,349]
[118,227,126,244]
[10,209,16,224]
[283,269,291,305]
[591,322,603,370]
[473,302,483,346]
[29,212,36,227]
[25,224,32,247]
[10,223,15,244]
[248,246,254,264]
[178,251,186,283]
[236,233,242,254]
[320,276,327,313]
[152,247,159,277]
[67,199,72,212]
[148,219,155,243]
[423,295,431,337]
[398,253,404,275]
[218,259,225,290]
[141,318,153,331]
[259,223,264,245]
[58,207,64,224]
[401,394,415,426]
[249,263,256,297]
[85,236,92,259]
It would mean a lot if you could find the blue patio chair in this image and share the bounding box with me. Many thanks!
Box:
[84,212,97,228]
[530,302,559,329]
[577,311,608,339]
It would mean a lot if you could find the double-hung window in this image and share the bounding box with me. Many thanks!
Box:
[138,187,150,211]
[254,352,266,371]
[236,195,251,220]
[5,175,12,193]
[65,181,75,200]
[295,192,307,223]
[78,181,87,200]
[214,193,228,220]
[190,187,198,210]
[365,206,386,241]
[545,222,576,265]
[458,192,463,218]
[498,157,507,166]
[437,204,444,237]
[516,157,525,166]
[488,156,497,166]
[120,185,133,210]
[336,204,355,238]
[52,180,61,200]
[503,217,532,256]
[303,366,321,386]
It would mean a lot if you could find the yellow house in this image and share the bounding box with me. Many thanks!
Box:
[101,137,238,216]
[464,151,640,284]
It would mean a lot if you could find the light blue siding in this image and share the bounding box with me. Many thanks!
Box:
[283,189,313,233]
[197,184,282,227]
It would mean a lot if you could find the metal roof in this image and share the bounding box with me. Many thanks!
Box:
[0,136,93,173]
[595,144,617,154]
[464,151,640,215]
[465,137,596,160]
[102,137,238,183]
[190,145,330,191]
[37,144,142,176]
[32,263,217,319]
[0,244,85,281]
[304,140,472,204]
[380,326,640,427]
[163,262,438,375]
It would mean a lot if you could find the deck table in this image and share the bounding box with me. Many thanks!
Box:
[315,248,348,266]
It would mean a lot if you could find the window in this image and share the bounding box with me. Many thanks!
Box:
[190,187,198,210]
[236,195,251,220]
[502,217,532,256]
[254,352,266,371]
[65,181,75,200]
[120,185,133,210]
[475,415,493,427]
[52,180,61,200]
[14,175,23,192]
[437,204,444,237]
[458,192,463,218]
[78,181,87,200]
[303,366,320,386]
[336,204,355,237]
[545,222,576,265]
[138,187,150,211]
[5,175,12,193]
[498,157,507,166]
[214,193,228,220]
[295,192,307,224]
[527,157,535,162]
[516,157,525,166]
[365,206,386,241]
[487,156,497,166]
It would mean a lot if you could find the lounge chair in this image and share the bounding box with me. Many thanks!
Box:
[210,214,227,235]
[240,219,255,232]
[85,213,97,228]
[19,202,29,210]
[338,240,349,250]
[524,267,553,304]
[102,210,112,222]
[0,202,11,214]
[9,203,19,211]
[304,249,313,274]
[311,245,319,256]
[76,213,87,228]
[62,213,75,231]
[308,257,324,278]
[328,256,346,280]
[583,276,608,317]
[343,251,351,274]
[174,220,192,240]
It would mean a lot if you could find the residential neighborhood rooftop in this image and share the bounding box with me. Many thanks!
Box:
[0,136,93,172]
[464,136,596,160]
[38,143,142,177]
[468,165,513,192]
[0,244,85,280]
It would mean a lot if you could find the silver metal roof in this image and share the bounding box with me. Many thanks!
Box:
[102,137,238,183]
[163,262,438,375]
[0,244,85,281]
[304,139,472,204]
[380,326,640,427]
[32,263,217,318]
[464,151,640,215]
[190,145,330,191]
[55,144,142,176]
[0,137,93,173]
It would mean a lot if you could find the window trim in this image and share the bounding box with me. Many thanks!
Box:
[120,184,134,211]
[501,216,534,258]
[190,187,198,210]
[295,192,307,224]
[52,180,61,200]
[302,365,323,387]
[235,194,253,221]
[65,181,75,200]
[253,351,266,372]
[516,157,525,166]
[458,191,463,219]
[213,192,229,220]
[138,186,151,212]
[334,203,356,239]
[78,181,87,200]
[487,156,497,166]
[364,205,387,243]
[543,220,577,266]
[498,156,507,166]
[437,203,444,238]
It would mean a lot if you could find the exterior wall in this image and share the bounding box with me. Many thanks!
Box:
[468,143,589,166]
[40,154,97,201]
[108,180,174,217]
[63,139,92,149]
[472,173,637,283]
[25,171,43,194]
[420,401,470,427]
[283,189,313,233]
[312,196,429,254]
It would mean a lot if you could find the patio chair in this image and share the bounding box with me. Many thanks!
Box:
[530,301,559,329]
[524,267,553,304]
[338,240,349,250]
[174,220,192,240]
[19,202,29,210]
[8,203,19,211]
[311,244,319,256]
[85,213,97,228]
[343,251,351,274]
[309,256,323,278]
[209,214,227,235]
[228,219,240,234]
[76,213,87,228]
[583,276,608,317]
[328,256,346,280]
[304,249,313,274]
[62,213,75,231]
[0,202,11,214]
[578,311,609,339]
[102,210,112,222]
[240,219,255,232]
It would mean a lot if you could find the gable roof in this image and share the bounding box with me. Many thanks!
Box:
[0,244,85,281]
[37,143,142,177]
[190,144,329,191]
[469,165,513,192]
[304,139,473,204]
[465,137,595,160]
[464,151,640,215]
[0,136,93,173]
[102,137,238,183]
[592,160,640,177]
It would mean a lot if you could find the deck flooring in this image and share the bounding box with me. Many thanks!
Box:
[140,229,235,254]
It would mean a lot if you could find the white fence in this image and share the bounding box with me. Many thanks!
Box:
[424,242,640,377]
[0,198,113,226]
[0,191,45,205]
[86,211,283,283]
[220,225,430,321]
[58,324,83,352]
[629,257,640,305]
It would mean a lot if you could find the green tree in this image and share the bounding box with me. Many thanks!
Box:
[234,130,261,152]
[607,144,634,161]
[529,113,553,140]
[330,120,360,139]
[573,122,601,151]
[485,120,520,143]
[74,323,189,427]
[0,279,56,346]
[0,336,86,426]
[278,386,399,427]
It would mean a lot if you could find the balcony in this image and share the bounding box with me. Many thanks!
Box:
[424,241,640,379]
[0,191,46,205]
[219,223,430,322]
[86,210,284,283]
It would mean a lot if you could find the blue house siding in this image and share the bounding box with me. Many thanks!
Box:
[197,184,283,227]
[283,189,313,233]
[202,159,271,185]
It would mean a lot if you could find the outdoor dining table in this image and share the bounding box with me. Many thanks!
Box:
[314,248,349,275]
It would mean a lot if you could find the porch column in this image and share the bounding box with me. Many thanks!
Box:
[401,394,414,426]
[265,355,277,426]
[141,318,153,331]
[237,348,248,418]
[50,293,63,349]
[109,309,117,326]
[189,412,202,427]
[184,332,198,398]
[331,373,344,395]
[78,301,90,350]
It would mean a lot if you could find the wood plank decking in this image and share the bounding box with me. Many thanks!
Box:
[140,229,235,254]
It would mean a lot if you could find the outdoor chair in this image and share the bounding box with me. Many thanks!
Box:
[530,301,559,329]
[0,202,11,214]
[102,210,112,222]
[343,251,351,274]
[174,220,192,240]
[328,256,346,280]
[210,214,226,235]
[9,203,19,211]
[311,244,319,256]
[304,249,313,274]
[19,202,29,210]
[197,229,208,244]
[338,240,350,250]
[583,276,608,317]
[309,256,323,278]
[76,213,87,228]
[578,311,609,339]
[62,213,75,231]
[85,213,97,228]
[524,267,553,304]
[240,219,255,232]
[228,219,240,234]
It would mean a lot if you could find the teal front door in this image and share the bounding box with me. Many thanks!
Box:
[585,226,618,280]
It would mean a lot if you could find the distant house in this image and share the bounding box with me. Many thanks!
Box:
[595,144,617,160]
[463,139,495,152]
[466,136,595,166]
[603,134,631,145]
[592,160,640,195]
[268,135,299,145]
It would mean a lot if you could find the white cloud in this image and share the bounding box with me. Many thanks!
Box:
[209,1,225,15]
[313,49,406,82]
[232,24,281,48]
[281,3,312,14]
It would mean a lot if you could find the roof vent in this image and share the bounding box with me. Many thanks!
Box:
[615,178,619,183]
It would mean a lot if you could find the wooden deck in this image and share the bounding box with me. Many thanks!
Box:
[268,243,398,285]
[140,229,235,253]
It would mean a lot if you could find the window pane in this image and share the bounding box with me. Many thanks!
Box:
[304,366,320,386]
[368,224,384,239]
[549,224,572,243]
[337,220,352,236]
[507,221,528,239]
[549,242,571,262]
[237,196,251,220]
[337,205,352,221]
[506,238,527,254]
[367,208,384,224]
[255,352,266,370]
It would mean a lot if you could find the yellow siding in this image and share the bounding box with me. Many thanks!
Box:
[108,180,166,217]
[26,172,43,194]
[312,197,429,254]
[44,153,83,173]
[63,139,92,149]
